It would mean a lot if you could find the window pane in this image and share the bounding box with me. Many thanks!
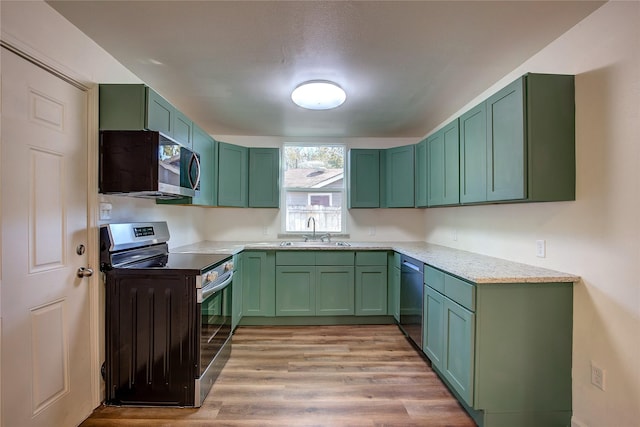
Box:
[283,146,344,189]
[285,192,342,233]
[283,145,345,234]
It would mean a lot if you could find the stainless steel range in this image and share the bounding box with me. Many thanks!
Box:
[100,222,233,407]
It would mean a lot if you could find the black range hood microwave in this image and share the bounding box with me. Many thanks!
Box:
[99,130,201,200]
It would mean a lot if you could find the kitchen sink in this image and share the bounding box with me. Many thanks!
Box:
[279,241,351,247]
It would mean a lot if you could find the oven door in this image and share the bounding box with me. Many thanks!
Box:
[197,271,233,405]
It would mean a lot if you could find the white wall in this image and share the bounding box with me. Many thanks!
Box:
[202,135,426,242]
[421,3,639,426]
[1,0,207,248]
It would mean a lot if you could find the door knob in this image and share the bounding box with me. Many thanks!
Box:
[77,267,94,278]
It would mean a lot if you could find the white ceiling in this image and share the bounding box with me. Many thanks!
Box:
[48,1,604,139]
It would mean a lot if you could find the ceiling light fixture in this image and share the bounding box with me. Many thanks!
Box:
[291,80,346,110]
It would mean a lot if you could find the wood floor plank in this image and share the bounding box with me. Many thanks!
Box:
[81,325,475,426]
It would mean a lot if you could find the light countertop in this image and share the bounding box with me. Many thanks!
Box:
[172,240,580,285]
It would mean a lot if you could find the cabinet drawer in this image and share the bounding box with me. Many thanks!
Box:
[444,275,475,311]
[356,251,387,266]
[316,251,354,266]
[425,265,445,293]
[276,251,315,265]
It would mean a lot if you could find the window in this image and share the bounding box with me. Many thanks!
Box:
[282,145,345,234]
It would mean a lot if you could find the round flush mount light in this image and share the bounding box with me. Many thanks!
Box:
[291,80,346,110]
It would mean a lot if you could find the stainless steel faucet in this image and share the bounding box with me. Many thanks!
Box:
[306,217,316,241]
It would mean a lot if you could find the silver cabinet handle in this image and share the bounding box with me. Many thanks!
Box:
[77,267,94,278]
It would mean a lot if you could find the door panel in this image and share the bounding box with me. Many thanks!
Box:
[1,50,93,427]
[460,103,487,204]
[487,78,526,201]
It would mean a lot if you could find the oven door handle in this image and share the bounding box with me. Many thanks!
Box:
[200,271,234,301]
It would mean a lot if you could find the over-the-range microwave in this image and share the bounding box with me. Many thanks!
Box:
[99,130,200,199]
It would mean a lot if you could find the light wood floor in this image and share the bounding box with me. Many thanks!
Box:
[81,325,475,426]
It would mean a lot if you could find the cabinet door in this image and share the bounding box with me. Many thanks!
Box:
[99,84,146,130]
[232,254,243,330]
[348,149,380,208]
[414,140,428,207]
[390,266,401,321]
[249,148,280,208]
[218,142,248,207]
[355,266,388,316]
[486,77,526,201]
[242,251,276,316]
[460,103,487,204]
[316,266,355,316]
[146,87,175,137]
[442,298,475,406]
[275,266,315,316]
[174,110,193,149]
[423,285,444,370]
[192,124,217,206]
[385,145,415,207]
[428,120,460,206]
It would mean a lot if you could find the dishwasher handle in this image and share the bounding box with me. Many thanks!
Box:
[401,260,421,272]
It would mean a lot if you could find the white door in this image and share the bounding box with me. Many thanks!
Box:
[1,49,94,426]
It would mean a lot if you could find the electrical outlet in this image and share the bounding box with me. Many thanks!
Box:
[591,362,606,391]
[368,226,376,236]
[536,239,546,258]
[452,229,458,241]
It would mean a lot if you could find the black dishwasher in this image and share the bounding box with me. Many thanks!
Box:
[399,255,424,348]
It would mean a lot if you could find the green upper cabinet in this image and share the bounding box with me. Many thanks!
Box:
[460,73,575,204]
[248,148,280,208]
[486,77,526,201]
[427,119,460,207]
[99,84,195,148]
[146,87,176,137]
[191,125,217,206]
[460,102,488,204]
[218,141,248,207]
[348,149,380,208]
[385,144,415,208]
[414,140,428,208]
[173,109,193,149]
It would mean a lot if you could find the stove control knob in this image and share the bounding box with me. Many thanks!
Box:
[206,271,218,282]
[224,262,234,272]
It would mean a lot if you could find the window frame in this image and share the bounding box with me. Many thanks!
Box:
[280,143,347,236]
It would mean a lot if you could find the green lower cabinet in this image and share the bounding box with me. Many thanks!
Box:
[231,253,243,330]
[423,285,444,370]
[276,265,355,317]
[422,264,573,427]
[387,253,401,321]
[442,298,475,406]
[275,266,315,316]
[242,251,275,316]
[355,266,387,315]
[316,266,355,315]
